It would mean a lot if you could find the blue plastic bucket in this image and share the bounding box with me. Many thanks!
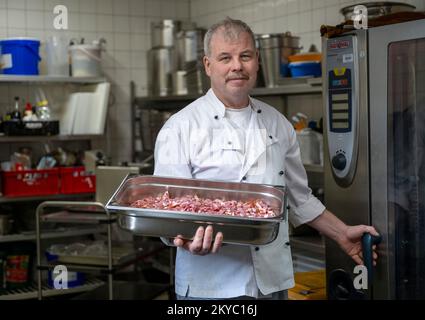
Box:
[0,38,41,75]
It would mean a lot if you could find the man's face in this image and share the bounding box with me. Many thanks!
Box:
[203,30,259,107]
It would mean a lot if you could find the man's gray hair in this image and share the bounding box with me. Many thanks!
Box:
[203,17,256,57]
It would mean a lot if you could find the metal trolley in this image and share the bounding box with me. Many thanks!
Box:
[35,201,115,300]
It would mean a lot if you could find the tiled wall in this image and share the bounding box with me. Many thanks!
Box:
[0,0,189,164]
[190,0,425,52]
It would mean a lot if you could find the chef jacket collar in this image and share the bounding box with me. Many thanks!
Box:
[205,88,260,120]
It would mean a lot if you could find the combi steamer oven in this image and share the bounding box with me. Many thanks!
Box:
[322,17,425,299]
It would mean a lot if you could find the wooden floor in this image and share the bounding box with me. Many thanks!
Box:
[288,269,327,300]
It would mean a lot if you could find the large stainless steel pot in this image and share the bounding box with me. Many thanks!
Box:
[340,2,416,21]
[151,19,181,48]
[176,28,205,70]
[257,32,300,88]
[147,47,176,96]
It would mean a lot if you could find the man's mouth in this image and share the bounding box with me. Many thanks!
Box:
[226,76,249,82]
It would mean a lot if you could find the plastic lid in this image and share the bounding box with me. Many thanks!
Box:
[69,43,100,50]
[288,53,322,63]
[288,61,321,66]
[0,37,40,42]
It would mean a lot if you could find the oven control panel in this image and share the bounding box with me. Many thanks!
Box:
[325,35,358,185]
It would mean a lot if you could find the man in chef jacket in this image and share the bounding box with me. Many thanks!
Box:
[153,17,379,300]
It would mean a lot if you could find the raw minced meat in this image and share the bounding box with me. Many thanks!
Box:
[130,191,277,218]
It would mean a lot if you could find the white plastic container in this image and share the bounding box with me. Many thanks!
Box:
[45,35,69,76]
[296,128,322,165]
[69,43,101,77]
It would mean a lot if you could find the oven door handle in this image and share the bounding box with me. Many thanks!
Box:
[361,232,382,284]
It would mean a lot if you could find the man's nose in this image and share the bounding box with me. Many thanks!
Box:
[230,57,243,71]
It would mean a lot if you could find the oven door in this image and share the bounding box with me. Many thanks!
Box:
[369,18,425,299]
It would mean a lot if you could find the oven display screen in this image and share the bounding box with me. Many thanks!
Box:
[328,69,352,132]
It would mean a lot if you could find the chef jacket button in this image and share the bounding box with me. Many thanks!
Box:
[285,242,290,246]
[228,141,232,145]
[214,115,219,120]
[255,247,260,251]
[242,176,247,181]
[269,135,273,139]
[257,109,262,113]
[279,170,284,176]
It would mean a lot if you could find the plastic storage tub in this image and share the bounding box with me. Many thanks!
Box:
[1,168,60,197]
[59,166,96,194]
[69,44,101,77]
[289,61,322,78]
[0,38,41,75]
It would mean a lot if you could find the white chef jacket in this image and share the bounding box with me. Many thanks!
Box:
[153,88,325,298]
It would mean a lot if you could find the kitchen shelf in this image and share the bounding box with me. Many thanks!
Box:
[251,78,322,96]
[0,134,103,143]
[134,77,322,106]
[0,75,107,84]
[0,226,104,243]
[41,210,116,224]
[0,192,94,204]
[0,278,104,300]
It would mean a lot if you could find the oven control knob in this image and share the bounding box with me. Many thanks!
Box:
[332,153,347,171]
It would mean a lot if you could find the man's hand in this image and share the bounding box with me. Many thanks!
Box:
[174,225,223,255]
[338,225,379,266]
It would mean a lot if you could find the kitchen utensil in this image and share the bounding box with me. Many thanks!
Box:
[151,20,181,48]
[257,32,301,87]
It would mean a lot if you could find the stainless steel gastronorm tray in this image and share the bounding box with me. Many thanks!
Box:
[106,175,288,245]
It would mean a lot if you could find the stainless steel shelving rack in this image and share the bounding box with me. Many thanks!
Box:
[0,75,110,299]
[130,77,323,173]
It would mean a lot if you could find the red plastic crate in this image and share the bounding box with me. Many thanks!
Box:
[1,168,60,197]
[59,166,96,194]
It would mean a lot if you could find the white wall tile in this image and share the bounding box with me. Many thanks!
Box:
[113,15,130,32]
[96,0,112,14]
[113,0,129,15]
[7,0,25,9]
[312,7,326,32]
[7,9,26,29]
[287,0,299,14]
[7,27,27,37]
[97,14,114,32]
[114,33,131,51]
[79,0,96,14]
[26,0,44,10]
[26,10,45,29]
[130,16,146,34]
[80,13,97,32]
[114,51,131,69]
[129,0,145,16]
[0,9,6,27]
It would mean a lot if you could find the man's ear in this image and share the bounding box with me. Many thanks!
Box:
[255,50,260,72]
[203,56,211,77]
